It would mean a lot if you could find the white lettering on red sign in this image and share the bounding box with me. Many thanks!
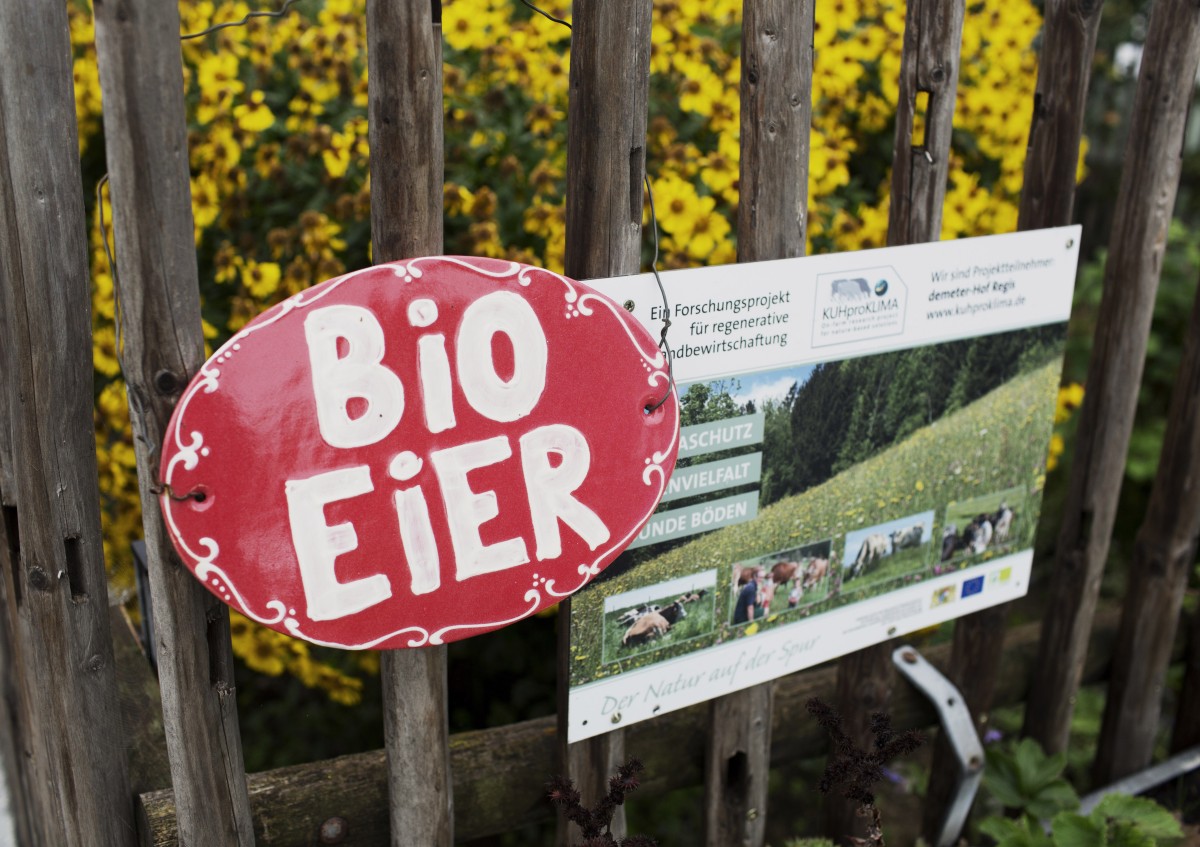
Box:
[286,295,608,622]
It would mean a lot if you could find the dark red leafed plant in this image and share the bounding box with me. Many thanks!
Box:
[547,758,657,847]
[807,697,924,847]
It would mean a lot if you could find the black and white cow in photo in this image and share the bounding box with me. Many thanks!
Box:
[889,523,924,551]
[616,603,661,628]
[970,514,994,553]
[992,504,1014,544]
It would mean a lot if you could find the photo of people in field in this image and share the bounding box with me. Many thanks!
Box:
[600,571,718,664]
[729,540,833,626]
[569,324,1065,687]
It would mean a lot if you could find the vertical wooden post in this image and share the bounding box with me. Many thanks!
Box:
[367,2,454,844]
[1023,0,1200,756]
[90,1,257,843]
[886,0,964,247]
[921,0,1102,835]
[0,0,134,842]
[703,2,812,845]
[1092,272,1200,782]
[0,190,37,847]
[559,1,652,842]
[1016,0,1103,229]
[828,0,961,840]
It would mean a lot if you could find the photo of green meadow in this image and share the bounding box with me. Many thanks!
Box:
[569,325,1064,686]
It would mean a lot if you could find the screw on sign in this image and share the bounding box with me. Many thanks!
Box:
[159,257,679,649]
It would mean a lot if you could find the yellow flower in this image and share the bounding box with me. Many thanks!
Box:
[1046,433,1065,471]
[242,260,281,299]
[680,195,732,260]
[234,91,275,132]
[651,174,702,236]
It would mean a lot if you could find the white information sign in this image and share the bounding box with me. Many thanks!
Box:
[565,227,1080,742]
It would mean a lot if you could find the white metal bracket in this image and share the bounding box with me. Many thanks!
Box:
[892,645,984,847]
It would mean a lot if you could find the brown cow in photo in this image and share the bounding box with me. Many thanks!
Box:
[622,611,671,647]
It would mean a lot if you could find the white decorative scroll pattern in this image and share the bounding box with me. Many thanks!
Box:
[161,257,678,649]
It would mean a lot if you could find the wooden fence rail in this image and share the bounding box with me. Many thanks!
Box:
[136,608,1138,845]
[0,0,1199,845]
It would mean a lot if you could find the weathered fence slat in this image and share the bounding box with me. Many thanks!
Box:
[1093,272,1200,782]
[0,0,134,842]
[560,1,653,842]
[366,1,454,844]
[0,111,38,847]
[706,687,774,846]
[90,2,257,843]
[885,0,964,247]
[704,1,813,843]
[1015,0,1103,229]
[736,0,813,264]
[1023,0,1200,755]
[921,0,1103,832]
[827,643,897,841]
[829,0,961,840]
[136,609,1135,845]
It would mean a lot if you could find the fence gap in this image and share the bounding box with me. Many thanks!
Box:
[559,1,653,842]
[1173,601,1200,753]
[1023,0,1200,757]
[0,0,133,840]
[827,0,962,839]
[702,1,814,844]
[90,1,257,841]
[365,1,454,843]
[921,0,1103,832]
[1092,269,1200,782]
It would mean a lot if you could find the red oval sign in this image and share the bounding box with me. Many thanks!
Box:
[159,257,679,648]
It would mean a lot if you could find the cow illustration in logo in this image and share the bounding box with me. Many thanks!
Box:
[830,278,871,302]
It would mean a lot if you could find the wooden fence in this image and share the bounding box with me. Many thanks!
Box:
[0,0,1198,844]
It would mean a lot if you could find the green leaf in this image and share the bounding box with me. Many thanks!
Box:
[1025,781,1080,819]
[1052,812,1107,847]
[1092,794,1183,841]
[979,815,1052,847]
[1106,822,1157,847]
[985,769,1030,809]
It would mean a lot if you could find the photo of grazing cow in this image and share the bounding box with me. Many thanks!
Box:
[622,611,671,647]
[848,533,889,580]
[842,509,936,586]
[600,573,718,664]
[992,504,1014,544]
[889,522,924,551]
